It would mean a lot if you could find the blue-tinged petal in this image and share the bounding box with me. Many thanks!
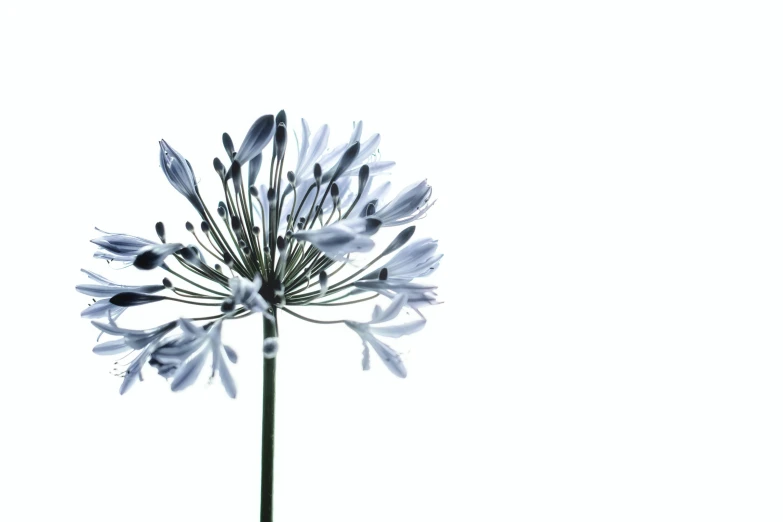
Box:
[76,283,165,298]
[369,319,426,338]
[296,124,329,178]
[217,351,237,398]
[370,294,408,324]
[362,333,407,378]
[81,299,126,320]
[248,152,263,186]
[92,339,129,355]
[170,347,209,392]
[361,342,370,371]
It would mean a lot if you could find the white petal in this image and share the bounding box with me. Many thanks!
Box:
[170,347,209,392]
[92,339,130,355]
[369,319,426,338]
[370,294,408,324]
[363,334,407,378]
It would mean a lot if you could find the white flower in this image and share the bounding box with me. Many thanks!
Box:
[79,111,440,397]
[372,180,434,226]
[292,218,381,261]
[345,294,426,378]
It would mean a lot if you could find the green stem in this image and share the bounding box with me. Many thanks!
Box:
[261,310,278,522]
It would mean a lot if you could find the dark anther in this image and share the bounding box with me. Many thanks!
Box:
[162,277,173,288]
[379,268,388,281]
[221,300,235,313]
[201,221,210,233]
[249,186,259,198]
[287,171,295,184]
[185,221,194,233]
[231,215,242,232]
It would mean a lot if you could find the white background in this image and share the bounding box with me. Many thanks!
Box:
[2,1,783,521]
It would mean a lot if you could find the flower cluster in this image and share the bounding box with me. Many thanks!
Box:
[78,111,441,397]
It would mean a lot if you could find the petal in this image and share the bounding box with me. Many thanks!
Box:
[170,347,209,392]
[92,339,130,355]
[370,293,408,324]
[363,333,407,378]
[369,319,426,338]
[217,351,237,398]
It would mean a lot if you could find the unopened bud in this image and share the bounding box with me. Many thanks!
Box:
[155,222,166,243]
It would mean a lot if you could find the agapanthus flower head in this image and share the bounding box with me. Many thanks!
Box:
[78,112,442,397]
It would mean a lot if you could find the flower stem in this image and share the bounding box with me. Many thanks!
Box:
[261,310,278,522]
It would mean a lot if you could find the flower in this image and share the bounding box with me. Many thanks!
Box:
[79,111,441,397]
[345,294,426,377]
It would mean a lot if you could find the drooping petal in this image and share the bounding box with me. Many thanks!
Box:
[92,339,130,355]
[369,319,426,338]
[362,333,407,378]
[170,347,210,392]
[370,293,408,324]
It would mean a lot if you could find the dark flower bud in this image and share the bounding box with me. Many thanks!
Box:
[358,164,370,194]
[185,221,194,233]
[277,235,286,250]
[231,215,242,232]
[217,202,227,219]
[221,300,236,313]
[155,222,166,243]
[330,183,340,198]
[231,161,242,194]
[222,133,235,158]
[249,186,259,198]
[274,123,287,156]
[381,226,416,256]
[252,226,261,235]
[201,221,210,233]
[213,157,226,179]
[313,163,322,183]
[162,277,173,288]
[287,171,295,184]
[110,292,166,307]
[276,110,287,127]
[214,264,223,273]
